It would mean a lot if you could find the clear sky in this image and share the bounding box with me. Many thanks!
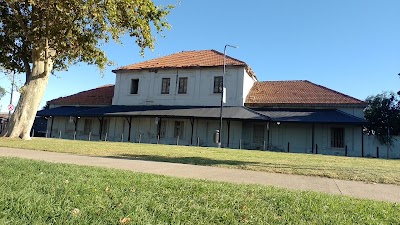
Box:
[1,0,399,112]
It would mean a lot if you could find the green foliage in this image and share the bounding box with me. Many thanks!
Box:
[2,138,400,185]
[1,158,399,224]
[364,92,400,146]
[0,86,5,100]
[0,0,173,73]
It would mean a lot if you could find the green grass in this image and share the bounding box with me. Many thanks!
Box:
[0,157,399,224]
[1,137,400,185]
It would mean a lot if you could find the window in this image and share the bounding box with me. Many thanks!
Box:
[83,119,92,134]
[331,128,344,148]
[213,76,223,93]
[161,78,170,94]
[159,120,167,138]
[174,121,184,138]
[130,79,139,94]
[253,124,265,143]
[178,77,188,94]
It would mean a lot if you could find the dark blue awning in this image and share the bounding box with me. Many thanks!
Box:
[36,106,97,117]
[252,108,366,124]
[36,106,365,124]
[36,105,269,121]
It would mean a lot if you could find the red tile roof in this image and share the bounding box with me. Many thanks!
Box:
[48,85,114,106]
[245,80,366,106]
[113,49,257,79]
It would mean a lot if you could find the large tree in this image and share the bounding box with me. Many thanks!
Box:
[0,0,172,139]
[364,92,400,146]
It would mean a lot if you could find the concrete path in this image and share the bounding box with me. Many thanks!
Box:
[1,147,400,203]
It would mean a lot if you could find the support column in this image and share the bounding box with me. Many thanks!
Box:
[190,119,194,145]
[125,117,133,142]
[97,117,104,140]
[227,120,231,147]
[311,123,315,154]
[50,116,54,138]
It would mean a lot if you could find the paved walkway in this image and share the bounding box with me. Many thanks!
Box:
[1,147,400,203]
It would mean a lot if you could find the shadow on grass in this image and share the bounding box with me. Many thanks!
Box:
[103,154,352,173]
[104,154,258,167]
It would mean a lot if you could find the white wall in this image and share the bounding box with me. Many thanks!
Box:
[49,115,400,159]
[112,67,252,106]
[363,135,400,159]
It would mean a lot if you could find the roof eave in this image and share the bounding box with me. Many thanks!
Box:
[245,103,368,108]
[113,64,247,73]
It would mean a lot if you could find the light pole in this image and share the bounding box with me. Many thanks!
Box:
[218,44,238,148]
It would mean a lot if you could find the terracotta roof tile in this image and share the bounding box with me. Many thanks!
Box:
[114,50,246,71]
[245,80,366,106]
[48,85,114,106]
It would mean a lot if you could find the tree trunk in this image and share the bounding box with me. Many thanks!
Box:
[2,48,54,139]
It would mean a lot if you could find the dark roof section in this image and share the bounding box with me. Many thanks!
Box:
[37,106,98,117]
[37,106,365,124]
[105,106,269,121]
[253,108,366,124]
[48,85,114,106]
[113,50,257,80]
[37,105,270,121]
[245,80,366,107]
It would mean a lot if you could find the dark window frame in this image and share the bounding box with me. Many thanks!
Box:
[331,127,345,148]
[213,76,223,93]
[130,79,139,94]
[178,77,188,94]
[161,78,170,94]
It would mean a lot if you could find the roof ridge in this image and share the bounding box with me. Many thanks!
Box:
[257,80,306,83]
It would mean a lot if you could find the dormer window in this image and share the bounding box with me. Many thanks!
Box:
[214,76,223,93]
[130,79,139,94]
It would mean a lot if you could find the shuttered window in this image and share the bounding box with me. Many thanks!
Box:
[331,128,344,148]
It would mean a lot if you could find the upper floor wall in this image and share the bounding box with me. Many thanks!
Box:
[112,66,257,106]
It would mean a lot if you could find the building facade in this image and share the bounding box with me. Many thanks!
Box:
[38,50,375,157]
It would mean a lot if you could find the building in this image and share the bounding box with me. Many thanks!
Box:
[38,50,373,157]
[0,113,9,134]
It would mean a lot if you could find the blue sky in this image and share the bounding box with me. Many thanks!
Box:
[1,0,399,111]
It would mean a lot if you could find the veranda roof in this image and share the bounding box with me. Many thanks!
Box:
[37,105,269,121]
[37,106,365,124]
[253,108,366,124]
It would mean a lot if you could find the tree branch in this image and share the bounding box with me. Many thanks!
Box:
[4,0,33,43]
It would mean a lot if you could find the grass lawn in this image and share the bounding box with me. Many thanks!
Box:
[1,137,400,185]
[0,157,399,224]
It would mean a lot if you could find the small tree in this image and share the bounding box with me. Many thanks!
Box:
[364,92,400,146]
[0,86,5,100]
[0,0,172,139]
